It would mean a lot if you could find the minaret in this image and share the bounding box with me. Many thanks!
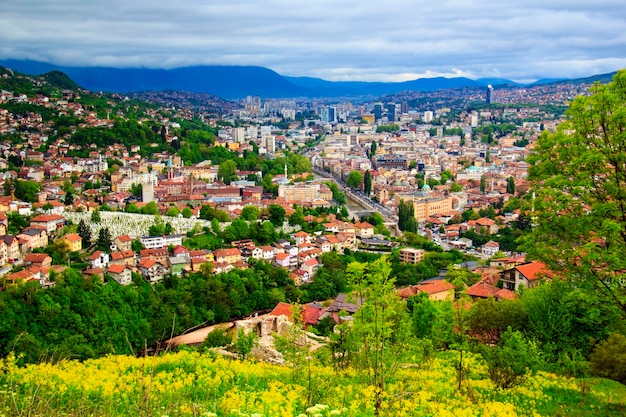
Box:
[284,163,288,179]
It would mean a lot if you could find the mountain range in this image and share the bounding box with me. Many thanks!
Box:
[0,59,616,100]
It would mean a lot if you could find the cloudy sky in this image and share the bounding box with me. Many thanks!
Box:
[1,0,625,82]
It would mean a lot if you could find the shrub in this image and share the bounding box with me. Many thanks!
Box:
[590,333,626,383]
[483,327,537,389]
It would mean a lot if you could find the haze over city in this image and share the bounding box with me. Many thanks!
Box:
[1,0,625,83]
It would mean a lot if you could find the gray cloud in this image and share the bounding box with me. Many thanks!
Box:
[1,0,625,82]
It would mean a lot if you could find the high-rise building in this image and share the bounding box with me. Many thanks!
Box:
[233,127,246,144]
[423,111,434,123]
[320,106,336,123]
[486,85,494,104]
[386,103,396,122]
[374,102,383,121]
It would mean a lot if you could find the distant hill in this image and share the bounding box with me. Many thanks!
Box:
[0,60,304,99]
[0,59,618,99]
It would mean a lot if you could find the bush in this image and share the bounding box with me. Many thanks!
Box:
[201,329,232,349]
[482,327,538,389]
[590,333,626,383]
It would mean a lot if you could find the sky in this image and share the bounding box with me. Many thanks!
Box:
[1,0,625,83]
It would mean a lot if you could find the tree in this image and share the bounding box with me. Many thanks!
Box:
[450,182,463,192]
[96,227,113,252]
[91,208,101,223]
[506,176,515,195]
[398,199,417,233]
[217,160,238,184]
[523,70,626,319]
[289,208,305,226]
[77,219,92,245]
[13,179,40,203]
[482,327,538,389]
[268,204,285,227]
[363,170,372,196]
[240,205,260,221]
[370,140,377,157]
[480,175,486,193]
[64,192,74,206]
[345,257,413,415]
[141,201,159,215]
[590,333,626,383]
[181,207,193,218]
[346,170,363,189]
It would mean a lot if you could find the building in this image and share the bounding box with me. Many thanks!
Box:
[399,247,425,264]
[59,233,82,252]
[500,261,553,292]
[107,264,132,285]
[373,102,383,121]
[138,258,165,284]
[486,85,494,104]
[140,234,183,249]
[412,196,453,222]
[29,214,65,234]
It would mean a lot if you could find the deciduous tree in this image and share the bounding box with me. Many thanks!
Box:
[523,70,626,318]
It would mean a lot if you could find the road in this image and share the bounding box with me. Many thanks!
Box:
[312,167,398,226]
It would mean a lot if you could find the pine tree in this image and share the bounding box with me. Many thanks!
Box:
[97,227,112,252]
[364,170,372,196]
[506,176,515,195]
[77,219,92,245]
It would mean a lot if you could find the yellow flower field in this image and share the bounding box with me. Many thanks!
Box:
[1,350,624,417]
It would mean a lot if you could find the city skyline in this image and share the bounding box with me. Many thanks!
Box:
[1,0,625,83]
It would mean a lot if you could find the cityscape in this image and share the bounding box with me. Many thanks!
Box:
[1,1,626,414]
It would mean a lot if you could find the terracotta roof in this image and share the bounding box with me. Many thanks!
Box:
[415,280,454,295]
[214,248,241,257]
[30,214,64,222]
[516,261,553,281]
[107,264,128,274]
[270,302,294,319]
[495,288,516,300]
[302,304,324,325]
[62,233,82,242]
[275,253,289,261]
[116,235,132,242]
[24,253,51,263]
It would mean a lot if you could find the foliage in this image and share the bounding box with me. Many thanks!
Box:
[520,275,618,362]
[233,329,258,360]
[96,227,113,252]
[506,176,516,195]
[408,292,453,349]
[0,261,297,362]
[345,257,414,414]
[240,205,260,221]
[590,332,626,383]
[376,124,400,133]
[201,328,232,349]
[324,181,346,205]
[482,327,539,389]
[523,70,626,318]
[217,160,238,184]
[77,219,92,244]
[141,201,159,215]
[346,170,363,189]
[7,212,28,235]
[8,179,41,203]
[363,169,372,195]
[268,204,286,226]
[398,199,417,233]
